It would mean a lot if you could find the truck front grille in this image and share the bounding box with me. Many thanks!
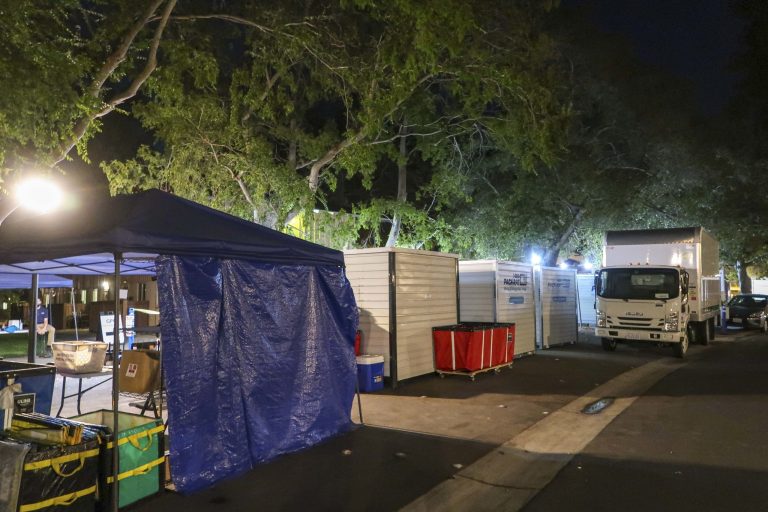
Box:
[607,316,664,331]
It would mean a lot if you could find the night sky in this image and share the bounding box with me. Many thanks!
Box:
[563,0,746,115]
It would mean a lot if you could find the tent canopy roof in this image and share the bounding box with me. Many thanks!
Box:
[0,189,343,275]
[0,273,73,289]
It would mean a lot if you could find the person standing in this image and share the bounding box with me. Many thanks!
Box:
[35,298,55,357]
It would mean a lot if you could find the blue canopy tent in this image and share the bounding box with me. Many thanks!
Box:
[0,273,73,289]
[0,189,359,506]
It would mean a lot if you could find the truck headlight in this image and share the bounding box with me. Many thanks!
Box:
[664,312,679,332]
[596,310,606,327]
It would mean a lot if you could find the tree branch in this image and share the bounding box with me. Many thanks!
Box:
[54,0,176,166]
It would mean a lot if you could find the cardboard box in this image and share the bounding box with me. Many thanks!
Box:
[119,350,160,394]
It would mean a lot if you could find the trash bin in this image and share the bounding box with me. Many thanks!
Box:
[70,410,164,509]
[0,361,56,430]
[356,355,384,392]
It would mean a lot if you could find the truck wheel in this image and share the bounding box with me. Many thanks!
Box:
[601,338,617,351]
[674,332,689,358]
[686,323,698,345]
[708,318,716,341]
[700,321,710,346]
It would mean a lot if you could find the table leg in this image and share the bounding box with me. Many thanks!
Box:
[56,376,67,418]
[76,379,84,415]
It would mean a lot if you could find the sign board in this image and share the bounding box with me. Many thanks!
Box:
[100,309,135,349]
[14,393,35,414]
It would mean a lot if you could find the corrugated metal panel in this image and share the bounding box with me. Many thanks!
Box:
[459,261,496,322]
[540,267,578,347]
[344,251,392,375]
[577,274,596,326]
[395,252,458,381]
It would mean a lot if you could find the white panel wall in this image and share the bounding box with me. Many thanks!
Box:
[540,267,578,348]
[343,251,392,375]
[395,251,458,381]
[753,279,768,295]
[458,260,537,357]
[458,261,496,322]
[495,262,536,356]
[577,274,596,326]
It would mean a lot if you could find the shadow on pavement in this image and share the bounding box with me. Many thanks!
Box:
[128,425,495,512]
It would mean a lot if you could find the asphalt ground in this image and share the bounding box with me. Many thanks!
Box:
[524,330,768,512]
[15,327,758,511]
[127,329,737,512]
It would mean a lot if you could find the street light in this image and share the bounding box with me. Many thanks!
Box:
[0,176,63,225]
[0,176,64,365]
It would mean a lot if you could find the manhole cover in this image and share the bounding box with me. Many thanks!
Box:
[581,397,615,415]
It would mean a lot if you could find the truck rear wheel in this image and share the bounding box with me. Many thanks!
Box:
[700,321,710,346]
[601,338,617,351]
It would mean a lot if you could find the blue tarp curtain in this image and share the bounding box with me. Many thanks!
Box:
[157,255,358,494]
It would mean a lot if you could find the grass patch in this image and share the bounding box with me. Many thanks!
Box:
[0,333,33,358]
[0,329,97,359]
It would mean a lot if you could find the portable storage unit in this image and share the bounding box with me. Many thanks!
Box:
[0,361,56,429]
[458,260,537,357]
[538,267,578,348]
[344,248,459,386]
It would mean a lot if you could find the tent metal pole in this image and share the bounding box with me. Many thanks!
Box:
[28,273,38,363]
[355,376,364,425]
[71,288,79,341]
[111,254,122,512]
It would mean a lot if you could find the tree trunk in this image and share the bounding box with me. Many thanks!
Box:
[385,124,408,247]
[737,261,752,294]
[543,207,585,267]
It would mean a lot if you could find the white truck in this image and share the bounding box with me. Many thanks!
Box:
[594,227,721,358]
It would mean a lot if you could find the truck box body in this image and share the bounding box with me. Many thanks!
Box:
[603,227,720,322]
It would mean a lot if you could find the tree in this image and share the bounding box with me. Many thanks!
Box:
[0,0,177,181]
[100,0,567,243]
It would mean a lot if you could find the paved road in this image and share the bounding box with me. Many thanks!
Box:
[525,331,768,512]
[124,328,767,511]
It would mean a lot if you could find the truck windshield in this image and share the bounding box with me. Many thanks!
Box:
[597,268,680,300]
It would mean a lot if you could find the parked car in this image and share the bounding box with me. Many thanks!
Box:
[726,294,768,331]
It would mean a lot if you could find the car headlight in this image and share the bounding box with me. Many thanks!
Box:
[748,311,764,320]
[664,312,679,332]
[596,310,606,327]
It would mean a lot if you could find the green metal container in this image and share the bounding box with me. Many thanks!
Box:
[70,410,164,509]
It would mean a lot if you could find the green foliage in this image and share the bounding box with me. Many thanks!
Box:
[99,0,566,246]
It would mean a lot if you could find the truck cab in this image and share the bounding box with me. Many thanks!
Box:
[595,265,691,357]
